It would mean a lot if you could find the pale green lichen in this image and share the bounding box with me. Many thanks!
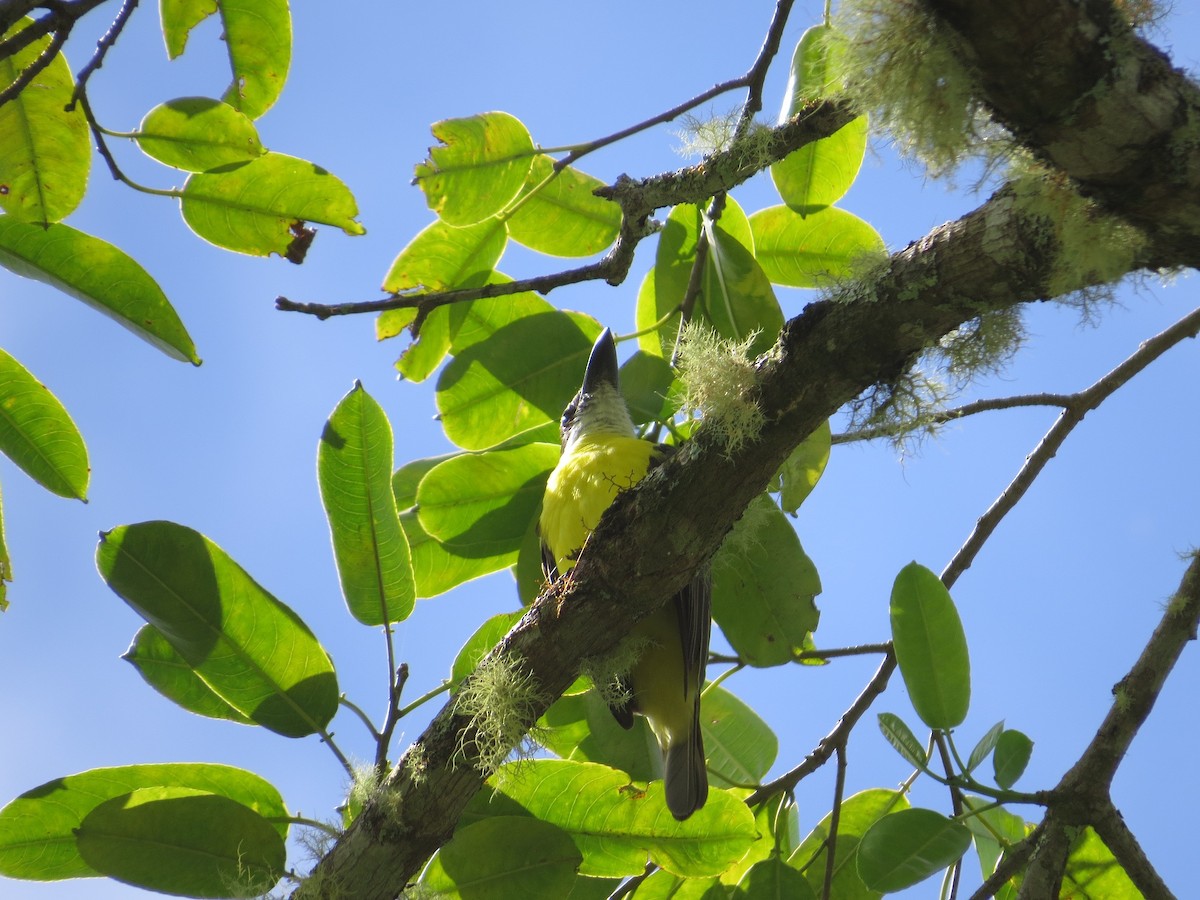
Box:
[675,322,766,454]
[580,634,653,712]
[1008,155,1148,300]
[452,653,546,774]
[832,0,997,176]
[844,366,950,449]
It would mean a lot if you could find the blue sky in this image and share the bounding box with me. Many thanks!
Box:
[2,2,1199,896]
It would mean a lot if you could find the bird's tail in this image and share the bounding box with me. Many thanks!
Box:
[663,714,708,821]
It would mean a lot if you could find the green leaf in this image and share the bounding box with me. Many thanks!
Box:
[962,795,1027,896]
[319,382,415,625]
[476,759,757,878]
[540,690,660,783]
[703,684,778,789]
[636,200,755,359]
[877,712,929,771]
[749,205,886,289]
[378,216,508,342]
[773,25,867,212]
[0,17,90,223]
[967,720,1006,774]
[720,792,799,887]
[422,816,581,898]
[160,0,218,59]
[394,452,460,510]
[619,351,677,425]
[776,419,831,513]
[401,507,511,598]
[507,155,621,257]
[415,112,536,226]
[0,348,88,500]
[856,808,972,893]
[218,0,291,119]
[635,869,725,898]
[123,624,255,724]
[1061,827,1141,899]
[0,218,199,363]
[417,442,559,561]
[451,611,523,688]
[76,786,283,897]
[790,788,910,900]
[712,496,821,666]
[136,96,265,171]
[180,151,364,257]
[447,275,555,354]
[0,483,10,611]
[701,216,782,358]
[436,311,601,450]
[96,521,338,737]
[736,856,816,899]
[890,561,971,729]
[992,729,1034,789]
[0,763,286,881]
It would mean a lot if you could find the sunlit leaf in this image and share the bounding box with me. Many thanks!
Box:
[790,788,910,899]
[540,690,659,783]
[451,611,523,688]
[472,759,757,878]
[436,311,600,450]
[181,152,364,257]
[0,218,199,363]
[0,349,88,500]
[447,275,555,354]
[701,221,782,357]
[136,96,265,171]
[1061,827,1141,899]
[703,684,778,789]
[735,856,816,899]
[319,382,415,625]
[415,112,535,226]
[76,786,284,897]
[619,351,677,425]
[773,24,867,212]
[96,521,338,736]
[890,561,970,729]
[378,217,508,335]
[877,712,929,771]
[856,808,971,892]
[417,443,559,561]
[962,795,1027,897]
[749,205,885,288]
[993,729,1034,789]
[712,496,820,666]
[421,816,582,898]
[160,0,219,58]
[218,0,292,119]
[776,419,831,513]
[966,720,1006,774]
[0,763,286,881]
[637,200,755,359]
[507,155,621,257]
[0,17,90,223]
[123,624,255,724]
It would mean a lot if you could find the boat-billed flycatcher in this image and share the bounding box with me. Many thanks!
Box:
[540,328,711,820]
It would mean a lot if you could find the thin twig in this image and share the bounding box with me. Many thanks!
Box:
[942,305,1200,585]
[820,744,848,900]
[966,823,1043,900]
[832,393,1076,444]
[68,0,137,108]
[375,662,408,772]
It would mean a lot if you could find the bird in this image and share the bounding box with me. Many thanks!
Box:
[539,327,710,820]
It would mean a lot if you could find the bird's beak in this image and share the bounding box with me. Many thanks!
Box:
[581,328,620,395]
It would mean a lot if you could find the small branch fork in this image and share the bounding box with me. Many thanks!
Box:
[0,0,115,108]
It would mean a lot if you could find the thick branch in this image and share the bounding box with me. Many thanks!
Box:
[925,0,1200,266]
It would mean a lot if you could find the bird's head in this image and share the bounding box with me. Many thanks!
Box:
[560,328,636,450]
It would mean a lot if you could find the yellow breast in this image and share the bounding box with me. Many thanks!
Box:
[540,435,656,575]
